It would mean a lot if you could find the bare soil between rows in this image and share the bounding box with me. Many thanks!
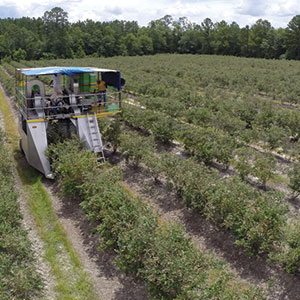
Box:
[0,89,56,299]
[1,85,149,300]
[124,122,300,216]
[43,180,148,300]
[117,157,300,300]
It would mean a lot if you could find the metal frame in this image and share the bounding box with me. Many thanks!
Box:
[16,67,123,178]
[16,89,121,120]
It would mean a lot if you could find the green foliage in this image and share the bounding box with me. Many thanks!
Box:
[254,104,275,129]
[123,104,237,167]
[276,109,300,138]
[263,125,287,149]
[118,130,288,256]
[115,202,158,274]
[49,139,263,299]
[161,153,214,209]
[0,130,42,300]
[141,223,208,299]
[119,131,156,166]
[47,138,99,197]
[12,48,27,62]
[233,147,277,187]
[123,105,178,143]
[289,163,300,196]
[0,66,14,96]
[143,224,262,300]
[0,7,299,61]
[98,117,121,153]
[253,154,276,187]
[232,147,253,181]
[234,192,287,253]
[42,7,72,58]
[180,127,237,166]
[286,15,300,60]
[203,177,250,228]
[273,220,300,273]
[204,177,286,254]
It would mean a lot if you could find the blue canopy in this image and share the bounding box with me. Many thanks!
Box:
[19,66,123,90]
[20,66,119,76]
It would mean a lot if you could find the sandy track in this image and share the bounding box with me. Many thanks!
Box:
[43,182,148,300]
[121,162,300,300]
[1,85,148,299]
[0,94,56,299]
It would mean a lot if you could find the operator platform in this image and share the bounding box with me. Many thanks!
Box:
[15,66,125,178]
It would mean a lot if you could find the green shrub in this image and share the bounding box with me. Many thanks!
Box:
[122,105,178,143]
[49,139,263,298]
[0,66,14,96]
[119,131,156,166]
[234,192,287,253]
[233,148,276,187]
[232,147,253,181]
[117,131,288,256]
[289,163,300,197]
[253,154,276,188]
[47,138,99,197]
[0,130,42,300]
[98,116,121,153]
[180,127,236,166]
[273,220,300,273]
[263,125,287,150]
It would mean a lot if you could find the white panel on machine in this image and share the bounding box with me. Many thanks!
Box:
[26,121,52,178]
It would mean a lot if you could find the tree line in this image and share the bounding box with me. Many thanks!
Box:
[0,7,300,61]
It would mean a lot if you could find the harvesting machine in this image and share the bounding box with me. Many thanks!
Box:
[15,66,124,178]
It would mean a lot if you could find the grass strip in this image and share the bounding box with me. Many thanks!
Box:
[48,138,265,299]
[0,131,42,299]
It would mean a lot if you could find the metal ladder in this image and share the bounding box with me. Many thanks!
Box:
[87,113,105,162]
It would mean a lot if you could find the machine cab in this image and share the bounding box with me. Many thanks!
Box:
[15,66,124,178]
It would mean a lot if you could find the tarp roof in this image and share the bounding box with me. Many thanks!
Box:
[19,66,119,76]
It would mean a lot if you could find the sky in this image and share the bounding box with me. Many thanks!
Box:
[0,0,299,28]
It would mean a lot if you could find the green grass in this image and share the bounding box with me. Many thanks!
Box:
[271,173,290,186]
[0,91,98,300]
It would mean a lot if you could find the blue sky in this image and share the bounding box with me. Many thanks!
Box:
[0,0,298,28]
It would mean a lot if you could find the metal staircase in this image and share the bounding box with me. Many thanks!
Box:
[87,114,105,162]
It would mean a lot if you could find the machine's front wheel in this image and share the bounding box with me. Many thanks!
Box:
[19,139,24,155]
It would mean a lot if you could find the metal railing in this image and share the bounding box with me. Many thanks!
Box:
[16,89,122,120]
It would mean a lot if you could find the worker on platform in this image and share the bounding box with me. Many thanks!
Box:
[50,74,64,114]
[53,74,62,95]
[96,79,107,107]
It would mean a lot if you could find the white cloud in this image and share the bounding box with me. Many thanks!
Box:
[0,0,298,27]
[237,0,269,17]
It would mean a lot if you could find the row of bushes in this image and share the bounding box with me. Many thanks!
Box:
[123,104,238,166]
[124,88,299,159]
[0,130,42,299]
[0,66,14,96]
[16,55,300,103]
[123,102,300,196]
[122,104,282,189]
[2,62,16,77]
[48,139,264,299]
[135,92,300,151]
[118,130,300,273]
[3,56,300,157]
[3,58,299,157]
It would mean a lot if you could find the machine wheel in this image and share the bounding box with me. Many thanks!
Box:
[19,139,24,155]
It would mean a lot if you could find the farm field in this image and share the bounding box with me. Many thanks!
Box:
[0,54,300,299]
[0,120,42,300]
